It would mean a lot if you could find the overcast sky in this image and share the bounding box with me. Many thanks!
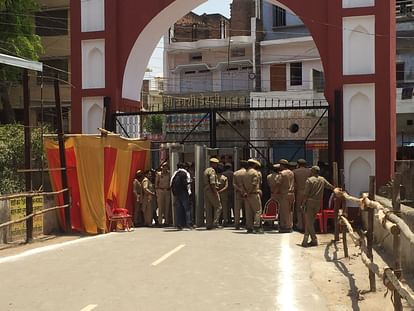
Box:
[147,0,232,77]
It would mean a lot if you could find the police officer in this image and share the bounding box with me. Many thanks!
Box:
[222,163,234,225]
[217,164,229,226]
[278,159,294,233]
[243,159,263,234]
[301,166,338,247]
[204,158,222,229]
[133,170,144,226]
[293,159,311,231]
[155,163,171,226]
[233,160,247,230]
[267,163,281,201]
[142,170,156,226]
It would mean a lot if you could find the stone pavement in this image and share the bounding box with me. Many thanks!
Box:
[0,228,403,310]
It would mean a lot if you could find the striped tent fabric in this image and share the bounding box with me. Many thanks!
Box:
[44,136,150,234]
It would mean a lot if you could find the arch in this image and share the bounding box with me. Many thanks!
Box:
[122,0,206,101]
[122,0,329,102]
[87,104,103,134]
[87,47,105,89]
[349,91,371,139]
[349,157,371,197]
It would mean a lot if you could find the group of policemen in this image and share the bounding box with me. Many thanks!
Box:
[132,156,338,247]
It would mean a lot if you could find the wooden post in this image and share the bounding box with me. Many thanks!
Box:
[23,69,33,243]
[368,176,376,292]
[54,79,71,232]
[392,173,403,311]
[333,162,340,241]
[342,219,349,258]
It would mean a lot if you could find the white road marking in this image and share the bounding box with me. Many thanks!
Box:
[152,244,186,266]
[80,304,98,311]
[0,233,113,264]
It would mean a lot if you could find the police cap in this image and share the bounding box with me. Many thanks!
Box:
[248,158,261,167]
[209,157,220,163]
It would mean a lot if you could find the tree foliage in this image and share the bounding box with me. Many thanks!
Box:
[0,0,43,123]
[0,0,42,81]
[0,124,48,195]
[143,115,163,134]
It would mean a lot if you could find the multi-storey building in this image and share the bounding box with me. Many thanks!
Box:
[8,0,71,131]
[252,0,414,162]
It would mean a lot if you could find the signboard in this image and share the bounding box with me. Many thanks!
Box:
[9,196,43,241]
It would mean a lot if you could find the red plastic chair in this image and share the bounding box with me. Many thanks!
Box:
[261,199,279,228]
[322,193,336,233]
[315,202,324,233]
[105,200,133,232]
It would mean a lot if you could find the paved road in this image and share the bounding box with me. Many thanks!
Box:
[0,228,331,311]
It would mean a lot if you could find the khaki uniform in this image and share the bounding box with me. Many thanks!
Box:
[141,177,154,226]
[242,168,262,230]
[222,169,234,222]
[218,174,229,224]
[233,168,246,227]
[302,176,334,243]
[203,167,222,228]
[156,171,171,225]
[133,178,143,225]
[267,172,281,201]
[293,167,311,230]
[277,169,294,230]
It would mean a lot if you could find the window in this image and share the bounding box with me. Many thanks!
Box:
[38,58,69,84]
[190,53,202,62]
[290,62,302,86]
[313,69,325,92]
[272,6,286,28]
[396,62,405,87]
[35,9,68,36]
[231,48,245,58]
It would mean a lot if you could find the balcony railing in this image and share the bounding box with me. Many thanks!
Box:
[397,0,414,18]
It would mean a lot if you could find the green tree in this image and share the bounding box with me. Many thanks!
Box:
[143,115,163,134]
[0,124,48,195]
[0,0,43,123]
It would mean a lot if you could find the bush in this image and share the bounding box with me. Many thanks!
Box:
[0,124,49,195]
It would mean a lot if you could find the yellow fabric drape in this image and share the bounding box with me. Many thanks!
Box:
[72,137,105,233]
[107,149,132,208]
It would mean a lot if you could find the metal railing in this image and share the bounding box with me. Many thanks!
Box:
[336,173,414,310]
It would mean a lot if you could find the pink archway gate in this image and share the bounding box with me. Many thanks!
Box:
[70,0,396,190]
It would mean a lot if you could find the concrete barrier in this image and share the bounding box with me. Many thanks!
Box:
[363,195,414,274]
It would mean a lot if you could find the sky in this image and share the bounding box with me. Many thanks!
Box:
[146,0,232,78]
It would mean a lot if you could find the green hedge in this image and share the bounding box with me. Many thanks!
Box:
[0,124,48,195]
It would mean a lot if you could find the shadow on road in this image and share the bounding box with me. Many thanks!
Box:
[324,240,361,311]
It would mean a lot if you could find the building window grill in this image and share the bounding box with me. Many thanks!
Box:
[290,62,302,86]
[35,9,68,36]
[272,6,286,28]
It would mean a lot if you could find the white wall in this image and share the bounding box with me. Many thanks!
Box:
[81,0,105,32]
[343,16,375,75]
[344,150,375,198]
[82,39,105,89]
[342,0,375,8]
[343,84,376,141]
[82,97,104,134]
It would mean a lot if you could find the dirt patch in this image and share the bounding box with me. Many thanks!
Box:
[305,234,414,311]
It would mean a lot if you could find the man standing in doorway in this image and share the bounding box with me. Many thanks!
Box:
[204,158,222,230]
[301,166,338,247]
